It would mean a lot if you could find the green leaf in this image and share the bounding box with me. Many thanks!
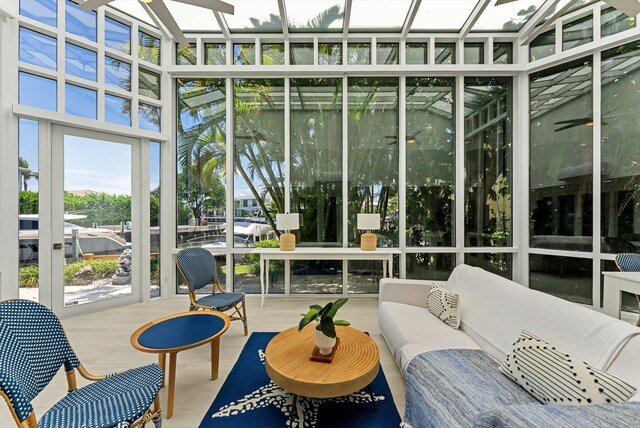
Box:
[326,298,348,319]
[298,308,319,331]
[319,316,336,338]
[333,320,350,326]
[309,304,323,312]
[317,302,333,318]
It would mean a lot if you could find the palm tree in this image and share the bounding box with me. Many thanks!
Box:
[18,157,38,192]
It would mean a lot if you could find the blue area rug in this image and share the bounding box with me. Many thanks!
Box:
[199,332,401,428]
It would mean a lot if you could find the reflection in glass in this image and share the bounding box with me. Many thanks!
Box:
[530,254,591,304]
[406,253,454,280]
[63,135,132,306]
[139,103,161,132]
[406,78,455,248]
[65,84,97,119]
[464,42,484,64]
[233,79,285,248]
[601,260,639,311]
[319,43,342,65]
[291,261,342,294]
[291,78,342,246]
[347,43,370,65]
[19,28,57,70]
[601,7,636,37]
[376,43,399,65]
[175,78,226,247]
[150,141,161,298]
[234,43,256,65]
[562,15,593,51]
[493,42,513,64]
[406,43,427,64]
[435,43,456,64]
[224,0,282,32]
[176,43,197,65]
[105,94,131,126]
[65,44,97,81]
[530,29,555,61]
[19,72,57,111]
[18,118,40,302]
[20,0,57,27]
[139,68,161,100]
[285,0,344,32]
[348,78,399,247]
[105,17,130,54]
[530,59,592,251]
[262,43,285,65]
[473,0,544,31]
[66,0,97,42]
[205,43,226,65]
[105,57,131,91]
[138,31,161,65]
[601,42,640,253]
[464,77,512,247]
[290,43,314,65]
[466,253,512,279]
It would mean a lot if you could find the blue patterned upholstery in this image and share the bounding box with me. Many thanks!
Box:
[177,248,220,292]
[0,300,162,427]
[195,293,246,310]
[39,365,163,428]
[615,253,640,272]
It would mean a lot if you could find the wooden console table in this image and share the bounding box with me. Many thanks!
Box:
[251,247,401,307]
[602,271,640,320]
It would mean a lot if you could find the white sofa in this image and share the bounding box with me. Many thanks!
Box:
[379,264,640,427]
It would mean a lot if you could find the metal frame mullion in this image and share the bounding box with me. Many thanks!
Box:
[592,51,602,310]
[399,76,407,278]
[225,77,234,292]
[455,75,465,266]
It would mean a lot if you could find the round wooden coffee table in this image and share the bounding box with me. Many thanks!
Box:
[265,325,379,400]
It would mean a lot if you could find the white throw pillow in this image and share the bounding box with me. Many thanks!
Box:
[499,330,637,405]
[426,284,460,329]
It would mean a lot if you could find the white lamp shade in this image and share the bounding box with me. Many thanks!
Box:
[276,213,299,231]
[357,213,381,230]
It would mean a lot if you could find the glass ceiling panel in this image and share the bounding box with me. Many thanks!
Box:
[540,0,598,23]
[285,0,344,32]
[109,0,222,31]
[472,0,545,32]
[224,0,282,33]
[411,0,479,32]
[349,0,413,31]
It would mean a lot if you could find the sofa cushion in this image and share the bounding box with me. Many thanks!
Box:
[379,302,480,373]
[427,284,460,329]
[499,330,637,405]
[473,403,640,428]
[404,349,539,428]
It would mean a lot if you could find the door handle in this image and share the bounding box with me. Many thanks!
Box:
[53,243,63,250]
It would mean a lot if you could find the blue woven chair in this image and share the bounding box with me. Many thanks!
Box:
[177,248,248,335]
[0,299,163,428]
[614,253,640,327]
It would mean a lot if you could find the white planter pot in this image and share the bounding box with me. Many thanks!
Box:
[315,328,336,355]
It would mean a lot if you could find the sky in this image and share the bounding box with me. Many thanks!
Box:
[19,118,161,196]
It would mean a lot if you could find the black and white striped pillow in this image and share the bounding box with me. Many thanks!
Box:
[426,284,460,329]
[499,330,637,405]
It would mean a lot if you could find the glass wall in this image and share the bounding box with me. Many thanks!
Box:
[150,142,161,298]
[406,77,455,248]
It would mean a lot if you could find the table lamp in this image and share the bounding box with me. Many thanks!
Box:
[357,213,380,251]
[276,213,299,251]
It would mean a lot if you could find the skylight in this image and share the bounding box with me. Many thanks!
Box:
[285,0,344,32]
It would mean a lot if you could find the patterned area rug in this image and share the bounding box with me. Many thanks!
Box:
[199,332,401,428]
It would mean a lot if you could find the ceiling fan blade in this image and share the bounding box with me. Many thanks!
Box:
[495,0,518,5]
[554,123,581,132]
[147,0,190,46]
[554,117,591,125]
[80,0,113,11]
[173,0,234,15]
[603,0,640,17]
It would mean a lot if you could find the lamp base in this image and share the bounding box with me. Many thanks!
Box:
[360,231,377,251]
[279,232,296,251]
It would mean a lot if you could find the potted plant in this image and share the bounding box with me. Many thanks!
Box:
[298,298,350,355]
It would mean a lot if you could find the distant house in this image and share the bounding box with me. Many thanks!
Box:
[234,197,261,217]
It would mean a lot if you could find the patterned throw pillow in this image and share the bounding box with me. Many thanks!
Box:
[499,330,637,405]
[426,284,460,329]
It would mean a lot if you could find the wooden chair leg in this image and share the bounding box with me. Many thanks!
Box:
[241,300,248,336]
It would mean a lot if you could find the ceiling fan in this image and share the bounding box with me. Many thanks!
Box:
[386,130,424,145]
[497,0,640,45]
[80,0,234,46]
[553,110,634,131]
